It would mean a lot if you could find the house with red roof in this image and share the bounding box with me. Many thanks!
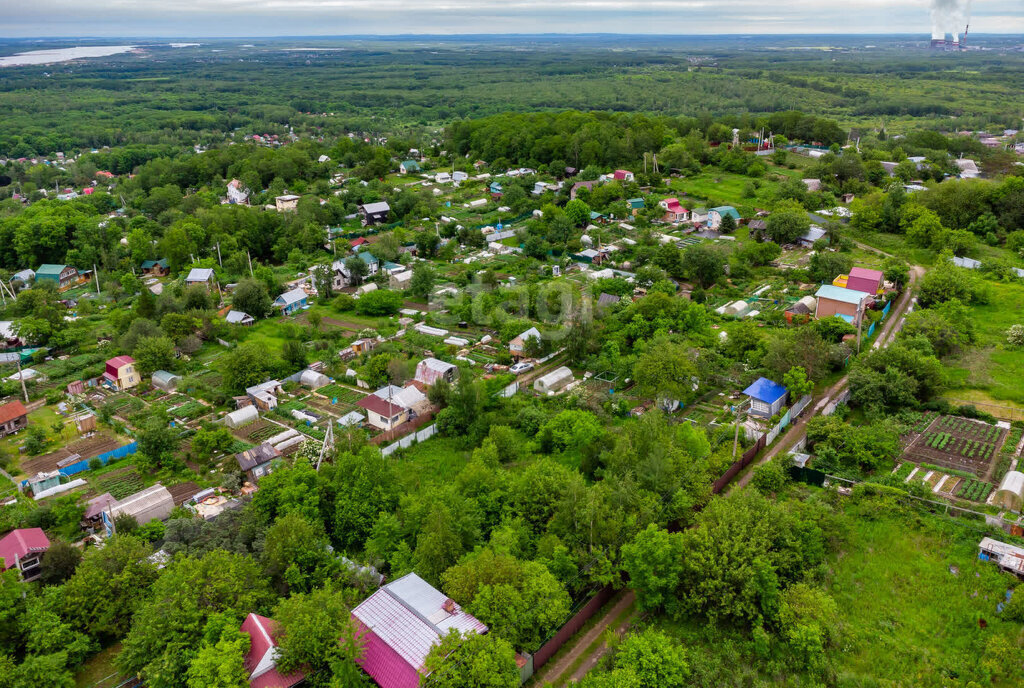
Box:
[659,198,689,223]
[103,356,140,391]
[240,613,305,688]
[612,169,635,182]
[352,573,487,688]
[350,237,371,250]
[0,400,29,439]
[845,267,885,296]
[0,527,50,581]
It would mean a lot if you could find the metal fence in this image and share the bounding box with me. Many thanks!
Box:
[380,423,437,457]
[531,584,616,671]
[59,442,138,477]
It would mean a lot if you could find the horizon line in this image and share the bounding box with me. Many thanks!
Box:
[2,32,1024,40]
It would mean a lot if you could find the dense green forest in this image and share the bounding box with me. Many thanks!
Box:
[1,36,1023,157]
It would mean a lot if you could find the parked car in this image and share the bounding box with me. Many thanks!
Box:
[510,362,534,375]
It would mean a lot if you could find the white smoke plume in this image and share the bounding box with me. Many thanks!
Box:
[931,0,973,41]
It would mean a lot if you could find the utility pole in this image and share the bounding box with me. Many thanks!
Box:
[856,297,866,353]
[15,356,29,403]
[316,420,334,471]
[215,242,222,267]
[732,398,750,460]
[247,251,254,277]
[93,264,100,297]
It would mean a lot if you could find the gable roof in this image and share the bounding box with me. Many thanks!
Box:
[597,292,621,306]
[0,528,50,570]
[845,267,884,294]
[627,198,645,208]
[743,377,788,405]
[352,573,486,682]
[241,613,305,688]
[358,251,378,265]
[274,288,307,307]
[36,264,69,277]
[226,310,254,324]
[186,268,214,282]
[361,201,391,214]
[106,355,135,370]
[141,258,169,269]
[236,443,282,472]
[815,284,868,306]
[357,393,406,418]
[711,206,740,220]
[0,400,28,426]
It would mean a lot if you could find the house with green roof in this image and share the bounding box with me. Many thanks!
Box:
[140,258,170,276]
[399,160,421,174]
[358,252,379,275]
[708,206,741,230]
[35,264,79,289]
[627,198,645,216]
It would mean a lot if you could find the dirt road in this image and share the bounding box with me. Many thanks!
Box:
[731,261,923,490]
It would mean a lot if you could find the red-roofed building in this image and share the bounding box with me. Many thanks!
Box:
[352,573,487,688]
[659,198,689,223]
[103,356,140,391]
[612,169,635,182]
[350,237,371,249]
[0,528,50,581]
[845,267,885,296]
[0,400,28,438]
[240,613,306,688]
[357,393,410,432]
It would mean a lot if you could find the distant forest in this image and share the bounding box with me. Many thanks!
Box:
[0,38,1023,157]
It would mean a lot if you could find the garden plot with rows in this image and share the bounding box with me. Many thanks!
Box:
[900,415,1008,481]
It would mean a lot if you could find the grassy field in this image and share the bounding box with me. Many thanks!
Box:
[643,492,1024,687]
[946,281,1024,406]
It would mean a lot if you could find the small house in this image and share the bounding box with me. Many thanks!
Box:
[236,443,283,483]
[453,171,469,183]
[845,267,884,296]
[274,288,308,315]
[246,380,284,410]
[797,225,827,248]
[978,537,1024,579]
[814,285,869,325]
[328,260,353,290]
[240,613,305,688]
[358,252,380,275]
[111,484,175,527]
[613,169,635,182]
[0,321,20,349]
[275,194,301,212]
[338,410,365,427]
[140,258,170,277]
[351,573,487,688]
[0,528,50,582]
[151,370,181,392]
[534,366,574,395]
[0,400,28,439]
[399,160,420,174]
[435,172,452,184]
[415,358,458,386]
[35,264,79,289]
[509,327,541,359]
[659,198,689,223]
[226,310,255,326]
[627,198,645,216]
[743,377,789,418]
[359,202,391,226]
[708,206,740,230]
[226,179,249,205]
[357,393,410,432]
[103,356,140,391]
[185,268,216,290]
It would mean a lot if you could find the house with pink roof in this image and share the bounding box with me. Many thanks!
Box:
[103,355,140,391]
[240,613,306,688]
[0,527,50,581]
[351,573,487,688]
[845,267,885,296]
[658,198,689,223]
[612,169,634,182]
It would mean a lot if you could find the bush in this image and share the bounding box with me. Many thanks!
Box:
[752,458,789,494]
[354,290,403,316]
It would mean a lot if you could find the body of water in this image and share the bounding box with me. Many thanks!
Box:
[0,45,135,67]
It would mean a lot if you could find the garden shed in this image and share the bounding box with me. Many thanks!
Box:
[534,366,574,395]
[224,405,259,428]
[995,471,1024,511]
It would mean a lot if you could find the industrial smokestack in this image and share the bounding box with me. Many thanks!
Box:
[930,0,973,49]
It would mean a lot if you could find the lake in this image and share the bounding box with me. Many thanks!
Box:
[0,45,135,67]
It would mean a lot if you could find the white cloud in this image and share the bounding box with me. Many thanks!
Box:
[1,0,1021,36]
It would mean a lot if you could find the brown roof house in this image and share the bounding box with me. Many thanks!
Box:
[236,443,283,484]
[0,400,28,439]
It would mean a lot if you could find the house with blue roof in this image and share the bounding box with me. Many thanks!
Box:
[274,288,308,315]
[743,377,788,418]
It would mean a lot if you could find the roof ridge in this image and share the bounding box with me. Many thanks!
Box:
[382,584,445,638]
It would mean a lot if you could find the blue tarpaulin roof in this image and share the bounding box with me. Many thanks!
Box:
[743,377,788,405]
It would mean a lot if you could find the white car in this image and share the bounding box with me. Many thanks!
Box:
[509,362,534,375]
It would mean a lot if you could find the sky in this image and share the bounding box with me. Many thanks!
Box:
[2,0,1022,38]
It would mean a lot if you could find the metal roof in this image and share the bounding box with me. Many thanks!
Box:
[743,377,788,405]
[226,310,253,324]
[815,284,868,306]
[361,201,391,214]
[186,268,214,282]
[274,288,307,307]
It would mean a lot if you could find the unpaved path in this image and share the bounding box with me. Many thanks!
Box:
[532,590,635,687]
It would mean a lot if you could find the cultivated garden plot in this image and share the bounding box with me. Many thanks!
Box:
[900,415,1007,480]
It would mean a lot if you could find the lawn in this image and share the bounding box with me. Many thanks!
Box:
[946,280,1024,406]
[390,436,474,491]
[74,642,123,688]
[644,494,1024,687]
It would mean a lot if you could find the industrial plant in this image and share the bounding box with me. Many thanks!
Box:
[930,0,972,50]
